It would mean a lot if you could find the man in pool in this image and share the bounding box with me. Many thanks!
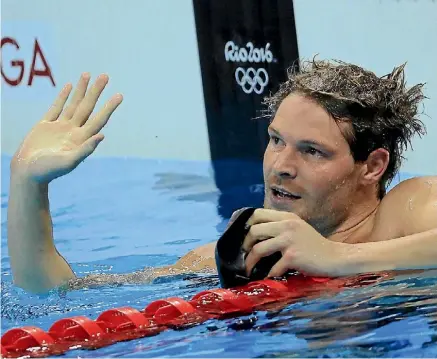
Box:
[7,59,437,293]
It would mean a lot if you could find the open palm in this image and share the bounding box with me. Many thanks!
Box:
[12,73,123,183]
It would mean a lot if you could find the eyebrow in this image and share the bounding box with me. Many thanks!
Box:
[268,127,281,137]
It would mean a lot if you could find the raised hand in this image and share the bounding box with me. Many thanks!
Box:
[11,73,123,183]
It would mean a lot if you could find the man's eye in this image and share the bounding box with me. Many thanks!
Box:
[270,135,281,145]
[305,147,323,156]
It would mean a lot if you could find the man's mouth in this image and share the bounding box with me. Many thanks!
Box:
[271,187,301,200]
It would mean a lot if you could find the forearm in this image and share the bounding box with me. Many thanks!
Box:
[7,169,75,293]
[351,228,437,273]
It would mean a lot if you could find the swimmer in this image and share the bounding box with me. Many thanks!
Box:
[7,59,437,294]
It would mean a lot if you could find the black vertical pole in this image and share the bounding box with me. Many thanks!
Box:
[192,0,300,217]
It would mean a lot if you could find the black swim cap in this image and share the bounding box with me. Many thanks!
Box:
[215,207,283,288]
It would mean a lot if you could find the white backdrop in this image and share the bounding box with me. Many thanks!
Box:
[1,0,211,161]
[2,0,436,175]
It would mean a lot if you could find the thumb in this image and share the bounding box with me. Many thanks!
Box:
[70,134,104,167]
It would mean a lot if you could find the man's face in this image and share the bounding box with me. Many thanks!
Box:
[263,93,362,233]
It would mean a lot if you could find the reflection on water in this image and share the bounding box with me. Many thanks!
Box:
[258,284,437,355]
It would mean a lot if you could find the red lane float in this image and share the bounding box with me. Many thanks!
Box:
[0,273,385,358]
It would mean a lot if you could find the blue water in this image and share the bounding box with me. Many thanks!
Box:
[1,154,437,358]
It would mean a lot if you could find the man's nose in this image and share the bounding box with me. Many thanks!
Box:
[272,147,297,179]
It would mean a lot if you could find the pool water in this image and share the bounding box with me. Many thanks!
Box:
[1,155,437,358]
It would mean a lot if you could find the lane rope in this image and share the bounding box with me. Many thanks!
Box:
[0,273,384,358]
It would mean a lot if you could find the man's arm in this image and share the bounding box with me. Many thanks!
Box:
[351,175,437,274]
[351,228,437,273]
[8,166,218,294]
[66,242,217,291]
[7,169,76,293]
[6,73,124,294]
[7,73,219,295]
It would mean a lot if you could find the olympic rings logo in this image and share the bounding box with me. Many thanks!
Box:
[234,67,269,95]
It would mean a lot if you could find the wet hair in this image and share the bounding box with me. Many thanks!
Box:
[262,58,427,198]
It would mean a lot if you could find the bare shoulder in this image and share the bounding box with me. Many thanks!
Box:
[191,241,217,258]
[169,209,246,271]
[383,175,437,205]
[372,176,437,240]
[389,175,437,193]
[172,242,217,272]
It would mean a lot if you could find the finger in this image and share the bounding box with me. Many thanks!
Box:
[267,256,293,278]
[245,236,288,276]
[83,93,123,137]
[71,74,109,126]
[242,221,288,251]
[69,133,105,168]
[246,208,296,227]
[44,83,73,121]
[61,72,91,120]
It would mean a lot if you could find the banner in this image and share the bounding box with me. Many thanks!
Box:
[193,0,300,213]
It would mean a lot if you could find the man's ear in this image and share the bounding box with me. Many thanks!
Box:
[359,148,390,186]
